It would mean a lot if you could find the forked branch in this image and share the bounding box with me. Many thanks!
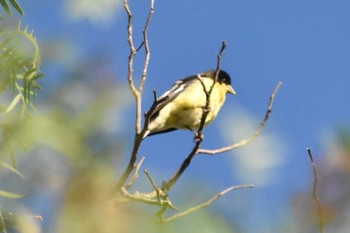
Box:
[198,81,282,155]
[115,0,155,192]
[161,42,227,192]
[307,148,324,233]
[161,184,254,223]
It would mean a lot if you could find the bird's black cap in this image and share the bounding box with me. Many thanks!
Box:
[201,70,231,86]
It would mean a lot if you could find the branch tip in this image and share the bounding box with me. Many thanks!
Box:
[198,81,282,155]
[307,148,324,233]
[162,184,253,223]
[307,148,314,163]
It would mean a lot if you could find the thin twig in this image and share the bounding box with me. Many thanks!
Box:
[120,187,166,206]
[198,81,282,155]
[161,42,227,192]
[161,141,201,192]
[125,157,146,190]
[214,41,227,82]
[307,148,324,233]
[144,169,158,191]
[140,0,155,93]
[115,0,155,192]
[136,0,155,133]
[162,184,254,223]
[120,187,178,210]
[144,169,162,201]
[124,0,139,99]
[124,0,141,134]
[136,41,144,52]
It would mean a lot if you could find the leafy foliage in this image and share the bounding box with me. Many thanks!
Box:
[0,0,43,208]
[0,0,24,18]
[0,22,43,113]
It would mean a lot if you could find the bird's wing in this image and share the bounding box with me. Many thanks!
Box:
[148,76,196,121]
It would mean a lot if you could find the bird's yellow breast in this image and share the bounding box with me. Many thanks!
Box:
[157,78,227,130]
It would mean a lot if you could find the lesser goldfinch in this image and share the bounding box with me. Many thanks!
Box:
[143,70,235,138]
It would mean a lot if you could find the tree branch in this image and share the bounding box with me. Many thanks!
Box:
[161,42,227,192]
[307,148,324,233]
[140,0,155,93]
[124,0,139,103]
[161,184,254,223]
[115,0,155,193]
[198,81,282,155]
[125,157,145,190]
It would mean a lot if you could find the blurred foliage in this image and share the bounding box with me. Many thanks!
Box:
[0,1,45,231]
[0,22,44,113]
[5,2,350,233]
[0,40,240,232]
[0,1,284,231]
[0,2,241,232]
[56,161,237,233]
[0,0,23,18]
[0,4,43,199]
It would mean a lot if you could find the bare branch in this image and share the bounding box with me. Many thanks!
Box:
[136,41,145,52]
[124,0,138,98]
[161,184,254,223]
[214,41,227,82]
[161,141,201,192]
[307,148,324,233]
[136,0,155,134]
[119,185,178,210]
[115,0,155,192]
[144,169,162,201]
[161,42,227,192]
[198,81,282,155]
[140,0,155,93]
[120,187,166,206]
[115,134,143,192]
[125,157,146,190]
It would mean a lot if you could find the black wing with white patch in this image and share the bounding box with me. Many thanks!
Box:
[147,75,197,121]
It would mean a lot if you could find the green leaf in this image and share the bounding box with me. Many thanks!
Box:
[23,73,27,101]
[0,0,11,16]
[29,73,44,82]
[0,189,26,199]
[0,161,25,178]
[6,93,21,113]
[24,68,37,78]
[9,0,23,15]
[32,83,42,90]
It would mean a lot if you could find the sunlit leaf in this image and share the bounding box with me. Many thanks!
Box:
[32,83,42,90]
[23,74,27,101]
[6,93,21,112]
[29,73,44,82]
[0,0,11,16]
[24,68,37,78]
[9,0,23,15]
[0,189,26,199]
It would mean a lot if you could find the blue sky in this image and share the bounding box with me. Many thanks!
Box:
[18,1,350,232]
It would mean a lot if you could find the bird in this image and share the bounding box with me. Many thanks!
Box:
[143,70,235,138]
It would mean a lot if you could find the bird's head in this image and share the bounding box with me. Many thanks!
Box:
[201,70,236,95]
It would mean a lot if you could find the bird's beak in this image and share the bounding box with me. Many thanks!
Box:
[227,85,236,95]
